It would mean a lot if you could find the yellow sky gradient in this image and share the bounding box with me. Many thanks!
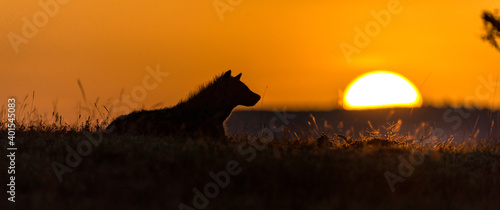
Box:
[1,0,500,123]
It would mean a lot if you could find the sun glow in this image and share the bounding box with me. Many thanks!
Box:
[343,71,422,110]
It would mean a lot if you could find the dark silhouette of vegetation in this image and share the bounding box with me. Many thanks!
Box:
[2,101,500,209]
[482,10,500,50]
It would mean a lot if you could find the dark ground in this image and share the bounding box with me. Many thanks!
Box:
[1,107,500,209]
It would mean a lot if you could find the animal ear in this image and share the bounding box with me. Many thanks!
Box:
[224,70,232,79]
[235,73,242,80]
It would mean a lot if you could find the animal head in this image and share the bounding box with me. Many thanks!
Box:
[221,70,261,107]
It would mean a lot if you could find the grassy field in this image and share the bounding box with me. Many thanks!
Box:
[1,115,500,210]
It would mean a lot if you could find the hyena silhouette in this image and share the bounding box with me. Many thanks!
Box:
[107,70,260,139]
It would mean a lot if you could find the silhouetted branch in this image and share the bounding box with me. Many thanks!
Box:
[482,10,500,51]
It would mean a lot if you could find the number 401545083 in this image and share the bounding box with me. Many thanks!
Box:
[7,98,15,145]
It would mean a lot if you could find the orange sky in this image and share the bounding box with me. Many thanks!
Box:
[1,0,500,123]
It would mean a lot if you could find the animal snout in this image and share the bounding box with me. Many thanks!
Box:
[241,92,261,106]
[251,92,261,105]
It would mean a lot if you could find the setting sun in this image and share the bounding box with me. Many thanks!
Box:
[343,71,422,110]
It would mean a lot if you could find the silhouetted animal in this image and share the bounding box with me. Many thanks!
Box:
[107,70,261,139]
